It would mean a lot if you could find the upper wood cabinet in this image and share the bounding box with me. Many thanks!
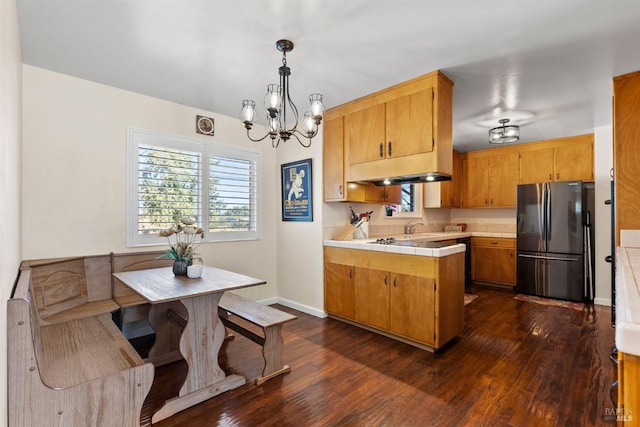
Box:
[519,135,594,184]
[364,183,402,204]
[462,156,489,208]
[322,116,366,202]
[461,151,519,208]
[347,89,435,165]
[323,70,453,185]
[345,103,386,165]
[424,150,461,208]
[461,133,594,208]
[613,70,640,244]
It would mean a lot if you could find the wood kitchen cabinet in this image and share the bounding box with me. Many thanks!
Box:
[461,151,519,208]
[364,183,402,204]
[346,88,434,165]
[519,134,594,184]
[345,103,387,165]
[471,237,516,287]
[390,273,435,344]
[355,268,435,344]
[424,149,461,208]
[618,351,640,423]
[324,246,464,350]
[322,116,366,202]
[323,70,453,184]
[462,156,489,207]
[354,267,390,330]
[324,260,355,320]
[613,71,640,244]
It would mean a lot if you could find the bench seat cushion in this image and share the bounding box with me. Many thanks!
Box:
[37,313,147,389]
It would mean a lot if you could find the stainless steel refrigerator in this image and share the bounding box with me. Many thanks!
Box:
[516,181,595,302]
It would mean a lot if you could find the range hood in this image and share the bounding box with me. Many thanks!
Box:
[367,172,452,186]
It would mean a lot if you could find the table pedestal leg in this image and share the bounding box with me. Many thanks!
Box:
[152,293,246,423]
[147,301,184,366]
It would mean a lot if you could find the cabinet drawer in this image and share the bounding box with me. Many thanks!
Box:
[472,237,515,249]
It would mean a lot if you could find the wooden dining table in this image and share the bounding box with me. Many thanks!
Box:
[113,265,266,424]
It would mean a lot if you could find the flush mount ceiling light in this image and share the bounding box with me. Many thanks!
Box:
[240,39,325,149]
[489,118,520,144]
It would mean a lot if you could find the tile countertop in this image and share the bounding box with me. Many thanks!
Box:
[615,230,640,356]
[323,231,516,258]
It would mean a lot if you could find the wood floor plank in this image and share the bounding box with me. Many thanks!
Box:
[141,285,617,426]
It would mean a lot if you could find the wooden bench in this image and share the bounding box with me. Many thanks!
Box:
[22,255,119,323]
[218,292,297,385]
[8,269,154,427]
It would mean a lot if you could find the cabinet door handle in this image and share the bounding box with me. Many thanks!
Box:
[491,198,494,205]
[491,242,498,245]
[556,173,560,180]
[388,141,392,157]
[384,274,388,285]
[339,185,343,196]
[379,143,384,158]
[349,268,353,279]
[549,173,552,181]
[393,276,397,287]
[485,198,488,205]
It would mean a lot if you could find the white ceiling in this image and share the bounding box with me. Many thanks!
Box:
[16,0,640,152]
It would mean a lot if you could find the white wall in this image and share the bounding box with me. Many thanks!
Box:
[594,125,613,306]
[275,134,326,317]
[22,66,279,302]
[0,0,23,422]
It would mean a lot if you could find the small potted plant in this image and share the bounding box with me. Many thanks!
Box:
[158,218,205,276]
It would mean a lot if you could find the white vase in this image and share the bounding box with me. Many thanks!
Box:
[187,264,203,278]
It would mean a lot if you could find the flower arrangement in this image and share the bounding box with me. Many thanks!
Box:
[158,218,205,263]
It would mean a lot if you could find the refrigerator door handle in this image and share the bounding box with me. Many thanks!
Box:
[518,254,581,262]
[545,182,551,248]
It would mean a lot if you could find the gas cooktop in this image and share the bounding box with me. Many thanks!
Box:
[367,238,454,249]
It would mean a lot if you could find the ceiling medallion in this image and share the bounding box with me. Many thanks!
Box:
[240,39,325,148]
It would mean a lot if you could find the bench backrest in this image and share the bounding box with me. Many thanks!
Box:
[111,251,171,303]
[23,255,111,321]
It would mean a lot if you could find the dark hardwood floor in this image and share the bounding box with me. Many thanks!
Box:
[141,285,617,426]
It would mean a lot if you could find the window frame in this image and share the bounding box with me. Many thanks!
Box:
[126,127,262,247]
[385,183,424,219]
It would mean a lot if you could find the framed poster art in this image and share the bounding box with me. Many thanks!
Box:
[281,158,313,221]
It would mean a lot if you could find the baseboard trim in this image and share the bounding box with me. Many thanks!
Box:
[268,297,327,319]
[593,297,612,307]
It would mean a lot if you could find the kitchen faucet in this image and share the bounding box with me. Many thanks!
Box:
[405,220,423,234]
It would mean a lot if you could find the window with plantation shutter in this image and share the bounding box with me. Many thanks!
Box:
[209,153,258,234]
[127,128,261,247]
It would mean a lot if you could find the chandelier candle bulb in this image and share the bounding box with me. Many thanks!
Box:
[240,100,256,126]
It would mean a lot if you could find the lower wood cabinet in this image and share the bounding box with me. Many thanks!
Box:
[324,262,355,319]
[324,247,464,350]
[471,237,516,286]
[618,351,640,423]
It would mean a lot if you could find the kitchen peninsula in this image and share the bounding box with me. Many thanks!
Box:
[324,233,467,351]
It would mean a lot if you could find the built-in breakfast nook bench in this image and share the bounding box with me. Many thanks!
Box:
[8,267,154,427]
[8,252,294,425]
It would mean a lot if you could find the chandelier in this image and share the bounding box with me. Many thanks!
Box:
[240,39,325,148]
[489,118,520,144]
